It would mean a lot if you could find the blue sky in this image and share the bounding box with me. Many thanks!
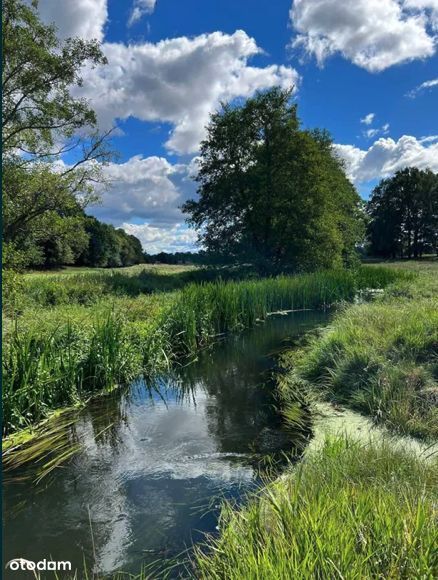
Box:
[38,0,438,253]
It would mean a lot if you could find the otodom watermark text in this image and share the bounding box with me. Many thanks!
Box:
[6,558,72,573]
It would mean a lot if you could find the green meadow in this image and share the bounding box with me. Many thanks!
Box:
[3,262,438,580]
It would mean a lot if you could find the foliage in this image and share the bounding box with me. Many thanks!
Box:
[146,250,220,265]
[194,437,438,579]
[2,266,407,434]
[290,265,438,438]
[79,217,145,268]
[183,87,364,273]
[367,167,438,259]
[2,0,106,156]
[1,0,134,271]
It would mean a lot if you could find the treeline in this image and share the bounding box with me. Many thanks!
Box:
[145,250,223,265]
[366,167,438,259]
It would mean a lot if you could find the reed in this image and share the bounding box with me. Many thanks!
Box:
[2,312,142,434]
[165,267,411,355]
[2,266,411,435]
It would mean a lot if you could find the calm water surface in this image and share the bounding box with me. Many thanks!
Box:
[3,311,328,578]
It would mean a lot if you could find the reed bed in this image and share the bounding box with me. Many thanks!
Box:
[165,267,409,354]
[2,266,410,435]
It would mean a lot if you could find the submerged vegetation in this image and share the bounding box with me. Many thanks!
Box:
[194,436,438,579]
[3,265,409,435]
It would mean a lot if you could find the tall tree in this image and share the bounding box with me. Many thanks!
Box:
[2,0,113,267]
[367,168,438,259]
[183,88,363,272]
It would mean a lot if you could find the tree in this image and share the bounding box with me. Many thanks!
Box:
[2,0,113,267]
[367,168,438,259]
[2,0,109,158]
[78,218,145,268]
[183,88,363,273]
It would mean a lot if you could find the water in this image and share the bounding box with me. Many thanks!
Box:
[3,311,328,578]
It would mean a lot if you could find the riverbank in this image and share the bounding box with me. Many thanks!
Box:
[194,435,438,579]
[2,265,405,437]
[285,260,438,438]
[194,260,438,578]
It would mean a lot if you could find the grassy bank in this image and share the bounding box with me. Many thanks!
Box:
[2,266,407,435]
[286,261,438,438]
[193,261,437,580]
[194,436,438,579]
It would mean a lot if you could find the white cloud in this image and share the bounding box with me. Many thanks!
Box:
[335,135,438,183]
[75,31,299,154]
[89,155,195,225]
[365,128,380,139]
[37,0,108,41]
[404,0,438,29]
[407,77,438,97]
[121,222,198,253]
[360,115,390,139]
[128,0,157,27]
[290,0,436,72]
[364,123,390,140]
[360,113,375,125]
[419,134,438,142]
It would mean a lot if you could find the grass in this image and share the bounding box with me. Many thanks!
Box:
[192,261,437,580]
[194,436,438,579]
[2,265,409,435]
[285,260,438,439]
[3,261,436,579]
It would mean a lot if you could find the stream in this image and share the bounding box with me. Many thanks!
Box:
[3,311,330,578]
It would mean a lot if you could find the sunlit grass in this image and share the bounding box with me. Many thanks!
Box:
[2,266,412,435]
[285,266,438,439]
[194,436,438,579]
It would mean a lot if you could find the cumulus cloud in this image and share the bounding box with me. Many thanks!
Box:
[37,0,108,41]
[290,0,436,72]
[407,77,438,97]
[59,153,198,253]
[121,222,198,253]
[360,113,375,125]
[75,31,299,154]
[89,155,195,225]
[335,135,438,183]
[128,0,157,27]
[404,0,438,29]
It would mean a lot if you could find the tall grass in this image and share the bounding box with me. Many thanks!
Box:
[194,436,438,579]
[290,292,438,438]
[2,313,143,433]
[2,266,411,435]
[166,267,409,354]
